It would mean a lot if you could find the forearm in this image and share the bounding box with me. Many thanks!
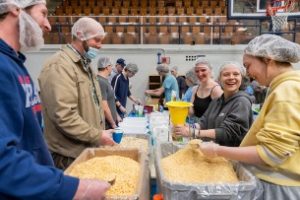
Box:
[129,95,138,104]
[147,89,159,96]
[196,129,216,139]
[115,100,122,107]
[115,101,126,113]
[147,87,164,97]
[102,103,116,127]
[216,146,265,165]
[104,111,116,127]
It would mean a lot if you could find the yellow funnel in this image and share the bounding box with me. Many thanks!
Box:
[166,101,193,125]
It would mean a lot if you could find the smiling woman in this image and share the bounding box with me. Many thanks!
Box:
[218,61,245,99]
[199,34,300,200]
[174,61,253,147]
[190,58,223,118]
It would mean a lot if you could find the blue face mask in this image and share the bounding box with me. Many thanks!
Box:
[85,47,100,59]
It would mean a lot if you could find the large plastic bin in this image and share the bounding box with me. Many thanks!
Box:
[155,142,257,200]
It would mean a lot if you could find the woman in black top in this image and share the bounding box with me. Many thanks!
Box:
[193,84,221,117]
[190,58,223,118]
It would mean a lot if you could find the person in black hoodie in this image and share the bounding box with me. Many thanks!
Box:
[174,61,253,146]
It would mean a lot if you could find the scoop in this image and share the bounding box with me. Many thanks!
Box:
[188,139,202,149]
[107,176,116,186]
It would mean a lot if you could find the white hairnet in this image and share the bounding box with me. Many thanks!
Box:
[171,66,178,72]
[72,17,105,41]
[194,58,212,69]
[19,10,43,51]
[0,0,19,15]
[97,57,112,69]
[0,0,46,15]
[185,69,198,85]
[244,34,300,63]
[156,63,169,73]
[17,0,46,8]
[125,63,138,73]
[218,61,246,80]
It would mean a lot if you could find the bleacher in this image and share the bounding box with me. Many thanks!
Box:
[45,0,300,45]
[53,0,227,16]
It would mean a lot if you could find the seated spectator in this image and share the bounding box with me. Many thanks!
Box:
[182,69,199,102]
[174,61,253,147]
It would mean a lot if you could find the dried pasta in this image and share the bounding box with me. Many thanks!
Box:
[69,155,139,196]
[161,140,239,184]
[119,137,148,152]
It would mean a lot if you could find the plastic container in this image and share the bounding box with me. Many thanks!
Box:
[166,101,192,142]
[171,90,177,101]
[136,105,144,117]
[113,128,123,143]
[144,105,154,113]
[153,193,164,200]
[153,126,169,143]
[155,142,257,200]
[165,101,192,125]
[121,134,151,154]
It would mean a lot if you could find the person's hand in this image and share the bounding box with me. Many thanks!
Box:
[135,99,141,105]
[111,123,118,129]
[116,114,122,123]
[145,90,151,95]
[73,179,111,200]
[200,142,219,157]
[173,124,189,137]
[100,129,115,146]
[119,105,127,114]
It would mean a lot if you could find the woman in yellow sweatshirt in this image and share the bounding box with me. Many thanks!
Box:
[199,34,300,199]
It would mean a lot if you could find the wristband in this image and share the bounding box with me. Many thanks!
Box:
[191,127,195,138]
[190,123,196,138]
[196,129,201,138]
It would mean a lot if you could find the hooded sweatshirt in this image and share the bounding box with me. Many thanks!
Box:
[198,90,253,146]
[0,39,78,199]
[241,70,300,186]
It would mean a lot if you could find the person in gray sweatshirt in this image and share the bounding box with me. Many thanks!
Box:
[174,61,253,146]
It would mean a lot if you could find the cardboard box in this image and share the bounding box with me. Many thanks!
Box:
[65,148,150,200]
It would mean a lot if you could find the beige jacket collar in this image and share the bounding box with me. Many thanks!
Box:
[62,44,82,63]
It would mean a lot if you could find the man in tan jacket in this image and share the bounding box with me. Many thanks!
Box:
[38,17,115,170]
